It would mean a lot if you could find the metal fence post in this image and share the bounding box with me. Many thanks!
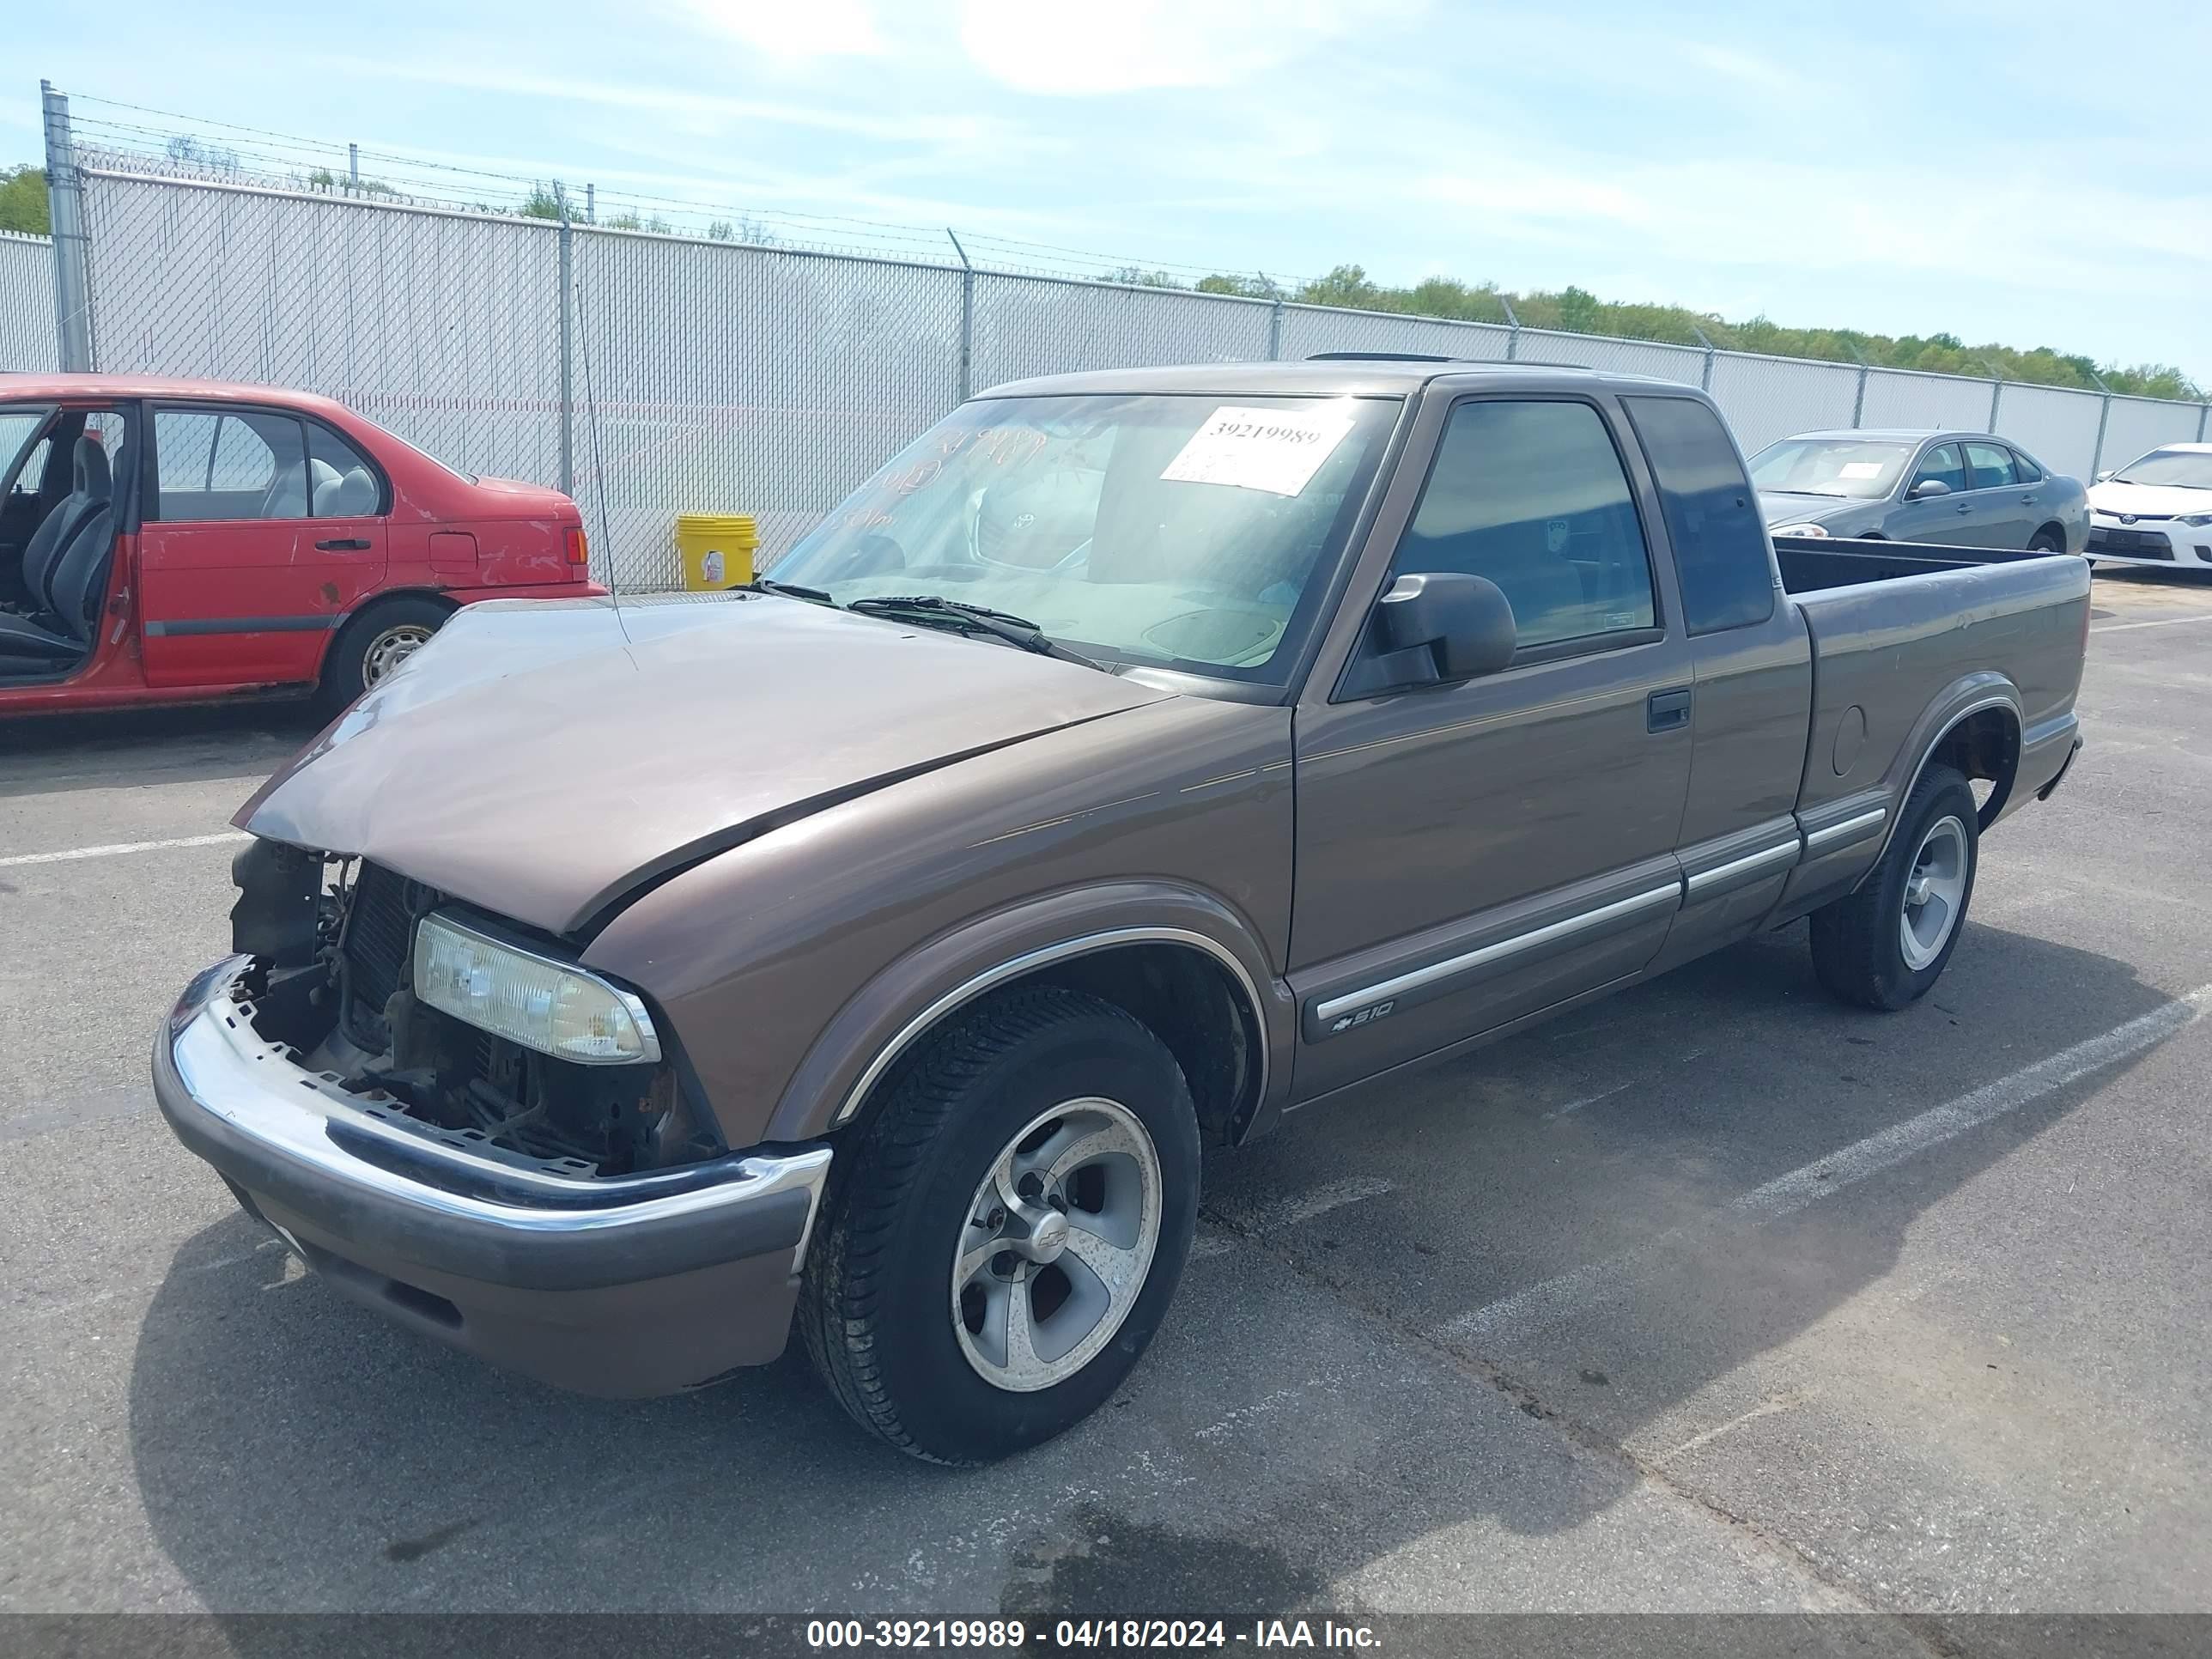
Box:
[585,183,595,226]
[40,81,94,373]
[348,142,359,191]
[1844,343,1869,428]
[1692,325,1715,392]
[2089,371,2113,478]
[556,181,574,498]
[2197,404,2208,443]
[1984,366,2004,434]
[1499,295,1519,362]
[947,229,974,402]
[1267,290,1283,362]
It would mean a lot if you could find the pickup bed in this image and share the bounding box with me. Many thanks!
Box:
[155,358,2088,1463]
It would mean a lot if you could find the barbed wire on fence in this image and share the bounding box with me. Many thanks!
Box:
[64,94,1320,289]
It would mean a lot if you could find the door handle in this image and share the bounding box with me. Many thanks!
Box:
[1647,687,1692,733]
[315,538,372,550]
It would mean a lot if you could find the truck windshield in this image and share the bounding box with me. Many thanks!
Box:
[2113,449,2212,490]
[769,393,1400,683]
[1748,437,1911,500]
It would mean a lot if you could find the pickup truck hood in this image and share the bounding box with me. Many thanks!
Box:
[237,594,1174,936]
[2086,481,2212,519]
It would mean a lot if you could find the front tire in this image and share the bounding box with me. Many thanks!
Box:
[1809,763,1979,1010]
[799,987,1200,1464]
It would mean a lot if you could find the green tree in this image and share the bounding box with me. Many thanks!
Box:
[1195,272,1275,298]
[0,165,48,234]
[1100,264,1182,288]
[1297,264,1382,309]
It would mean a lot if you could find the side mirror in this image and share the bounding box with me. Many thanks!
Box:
[1371,571,1517,684]
[2094,470,2115,483]
[1907,477,1952,501]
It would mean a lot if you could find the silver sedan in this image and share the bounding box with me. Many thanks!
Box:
[1750,429,2088,552]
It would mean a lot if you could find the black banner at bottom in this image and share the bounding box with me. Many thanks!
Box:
[3,1614,2206,1659]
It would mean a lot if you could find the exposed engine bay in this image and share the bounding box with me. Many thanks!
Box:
[228,838,720,1177]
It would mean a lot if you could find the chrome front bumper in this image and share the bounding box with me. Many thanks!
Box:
[153,956,832,1394]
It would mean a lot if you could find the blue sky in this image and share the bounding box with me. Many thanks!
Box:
[12,0,2210,380]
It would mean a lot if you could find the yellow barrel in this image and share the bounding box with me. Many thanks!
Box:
[676,514,759,590]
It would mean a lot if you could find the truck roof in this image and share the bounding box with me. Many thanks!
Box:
[979,358,1692,401]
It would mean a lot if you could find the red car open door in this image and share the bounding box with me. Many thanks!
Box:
[138,403,388,689]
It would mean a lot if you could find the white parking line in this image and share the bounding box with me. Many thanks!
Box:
[1432,984,2212,1351]
[1545,1080,1636,1121]
[1230,1175,1396,1232]
[0,831,250,869]
[2090,613,2212,635]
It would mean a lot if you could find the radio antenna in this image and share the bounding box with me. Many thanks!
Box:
[571,258,630,644]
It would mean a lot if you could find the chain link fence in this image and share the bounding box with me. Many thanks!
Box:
[1,230,58,372]
[2101,395,2208,476]
[34,118,2212,588]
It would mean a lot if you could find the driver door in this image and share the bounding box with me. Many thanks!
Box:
[1885,441,1972,545]
[138,404,386,688]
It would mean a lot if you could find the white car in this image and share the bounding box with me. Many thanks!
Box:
[2085,443,2212,570]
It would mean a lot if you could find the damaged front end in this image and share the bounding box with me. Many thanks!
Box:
[227,838,722,1179]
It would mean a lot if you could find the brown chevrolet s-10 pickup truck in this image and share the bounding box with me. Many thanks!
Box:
[155,358,2089,1462]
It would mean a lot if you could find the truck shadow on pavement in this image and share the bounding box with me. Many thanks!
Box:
[125,921,2180,1617]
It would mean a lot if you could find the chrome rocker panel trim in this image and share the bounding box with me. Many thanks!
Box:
[1313,882,1681,1027]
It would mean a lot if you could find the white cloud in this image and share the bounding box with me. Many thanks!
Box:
[674,0,886,58]
[957,0,1419,96]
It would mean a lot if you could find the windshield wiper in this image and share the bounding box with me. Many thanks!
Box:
[847,594,1100,669]
[739,578,836,604]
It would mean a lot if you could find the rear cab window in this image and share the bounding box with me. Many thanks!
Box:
[1620,395,1774,635]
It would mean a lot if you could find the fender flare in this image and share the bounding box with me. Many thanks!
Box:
[759,880,1289,1144]
[1861,672,2022,878]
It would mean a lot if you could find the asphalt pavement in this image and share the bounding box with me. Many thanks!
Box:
[3,568,2209,1635]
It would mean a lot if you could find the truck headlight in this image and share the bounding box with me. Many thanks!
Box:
[412,914,660,1065]
[1771,522,1830,538]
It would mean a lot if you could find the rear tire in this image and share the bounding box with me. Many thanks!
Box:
[2027,527,2065,554]
[799,987,1200,1465]
[1810,763,1979,1011]
[318,596,450,717]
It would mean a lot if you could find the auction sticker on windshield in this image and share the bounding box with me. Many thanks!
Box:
[1160,404,1357,496]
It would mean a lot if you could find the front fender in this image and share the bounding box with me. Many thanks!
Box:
[759,880,1294,1144]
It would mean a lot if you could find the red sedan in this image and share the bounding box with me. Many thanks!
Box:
[0,375,603,716]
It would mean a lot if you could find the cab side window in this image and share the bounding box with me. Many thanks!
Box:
[1911,443,1966,495]
[1963,441,2017,490]
[1391,399,1656,650]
